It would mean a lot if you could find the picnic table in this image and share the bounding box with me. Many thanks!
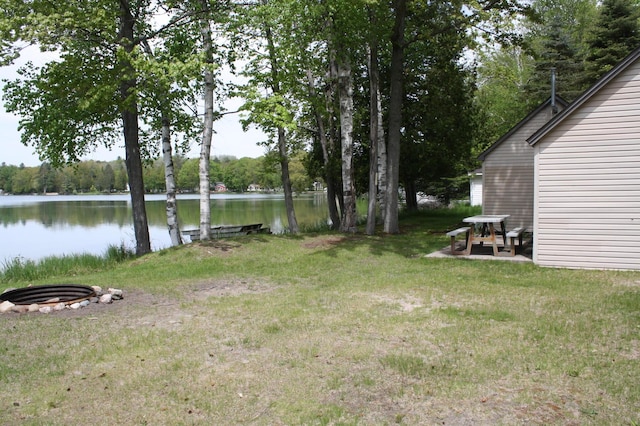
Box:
[447,215,510,256]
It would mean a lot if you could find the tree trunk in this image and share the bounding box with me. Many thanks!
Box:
[119,1,150,255]
[337,56,357,233]
[405,180,418,211]
[162,116,182,246]
[199,0,214,241]
[278,127,299,233]
[376,98,387,225]
[306,69,340,230]
[384,0,407,234]
[140,40,182,247]
[265,24,298,233]
[366,37,380,235]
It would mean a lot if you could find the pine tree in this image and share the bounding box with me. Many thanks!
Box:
[583,0,640,85]
[525,16,587,103]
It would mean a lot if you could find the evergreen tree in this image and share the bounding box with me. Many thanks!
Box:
[583,0,640,85]
[525,16,586,103]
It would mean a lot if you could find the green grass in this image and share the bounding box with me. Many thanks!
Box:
[0,244,135,283]
[1,207,639,425]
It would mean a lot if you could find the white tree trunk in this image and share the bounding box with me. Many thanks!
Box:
[306,68,340,229]
[337,57,357,233]
[162,117,182,246]
[199,1,214,240]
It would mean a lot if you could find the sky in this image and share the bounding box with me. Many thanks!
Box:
[0,48,268,168]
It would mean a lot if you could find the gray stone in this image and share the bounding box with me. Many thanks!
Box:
[39,306,53,314]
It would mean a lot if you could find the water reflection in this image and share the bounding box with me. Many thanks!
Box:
[0,193,331,264]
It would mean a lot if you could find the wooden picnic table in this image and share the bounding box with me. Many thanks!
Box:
[462,215,510,256]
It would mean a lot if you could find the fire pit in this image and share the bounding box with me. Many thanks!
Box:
[0,284,122,314]
[0,284,97,306]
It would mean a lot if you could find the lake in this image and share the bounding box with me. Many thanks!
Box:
[0,192,332,265]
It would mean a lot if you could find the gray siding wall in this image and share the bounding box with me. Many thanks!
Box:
[534,61,640,270]
[483,106,557,231]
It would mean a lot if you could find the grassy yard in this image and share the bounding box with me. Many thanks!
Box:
[1,207,639,425]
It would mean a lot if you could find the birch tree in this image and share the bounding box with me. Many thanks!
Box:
[137,33,201,247]
[0,0,215,252]
[0,0,153,253]
[233,0,301,233]
[198,0,216,240]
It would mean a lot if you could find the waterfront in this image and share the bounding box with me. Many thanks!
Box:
[0,192,332,264]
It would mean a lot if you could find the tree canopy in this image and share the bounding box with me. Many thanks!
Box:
[3,0,639,239]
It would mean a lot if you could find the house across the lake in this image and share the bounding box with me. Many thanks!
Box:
[214,182,227,192]
[247,183,262,192]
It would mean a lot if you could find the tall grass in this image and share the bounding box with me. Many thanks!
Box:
[0,243,135,284]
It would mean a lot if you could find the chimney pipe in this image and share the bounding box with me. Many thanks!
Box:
[551,67,558,114]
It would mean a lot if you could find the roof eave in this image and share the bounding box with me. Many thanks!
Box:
[477,96,569,161]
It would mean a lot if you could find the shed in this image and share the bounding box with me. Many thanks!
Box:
[468,169,482,206]
[528,46,640,270]
[478,97,568,230]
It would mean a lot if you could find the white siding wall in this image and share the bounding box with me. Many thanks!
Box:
[483,106,557,230]
[534,62,640,270]
[470,175,483,206]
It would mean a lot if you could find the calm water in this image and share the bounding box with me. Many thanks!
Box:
[0,193,331,264]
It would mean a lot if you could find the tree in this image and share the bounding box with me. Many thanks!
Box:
[525,17,587,103]
[473,46,534,156]
[177,158,200,191]
[0,1,155,253]
[523,0,597,103]
[583,0,640,85]
[400,5,476,207]
[234,0,302,234]
[98,164,115,192]
[365,5,388,235]
[0,163,17,193]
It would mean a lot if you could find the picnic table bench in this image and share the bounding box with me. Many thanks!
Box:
[506,226,526,256]
[446,215,528,257]
[446,226,471,255]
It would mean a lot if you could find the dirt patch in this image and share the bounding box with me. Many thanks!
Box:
[189,278,278,299]
[615,279,640,288]
[301,235,347,249]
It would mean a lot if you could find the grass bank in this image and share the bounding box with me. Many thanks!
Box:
[1,207,639,425]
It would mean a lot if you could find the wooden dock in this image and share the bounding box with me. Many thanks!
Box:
[182,223,271,241]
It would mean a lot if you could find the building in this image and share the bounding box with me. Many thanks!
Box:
[478,97,568,230]
[468,169,482,206]
[527,46,640,270]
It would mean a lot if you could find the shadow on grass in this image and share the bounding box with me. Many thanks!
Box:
[302,206,479,259]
